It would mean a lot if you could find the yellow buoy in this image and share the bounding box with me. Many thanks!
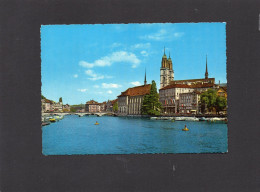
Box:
[182,125,189,131]
[94,121,99,125]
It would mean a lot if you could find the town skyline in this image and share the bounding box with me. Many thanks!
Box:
[41,23,226,105]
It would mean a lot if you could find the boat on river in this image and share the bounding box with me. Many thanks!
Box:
[199,117,207,121]
[207,117,226,122]
[184,117,199,121]
[42,122,50,126]
[175,117,186,121]
[182,125,189,131]
[49,118,56,122]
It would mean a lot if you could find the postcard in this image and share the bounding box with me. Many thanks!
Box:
[41,23,227,155]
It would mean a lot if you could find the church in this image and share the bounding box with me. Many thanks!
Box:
[159,48,219,114]
[117,71,151,115]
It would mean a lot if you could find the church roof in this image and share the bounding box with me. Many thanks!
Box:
[118,84,151,97]
[160,83,215,90]
[173,78,215,83]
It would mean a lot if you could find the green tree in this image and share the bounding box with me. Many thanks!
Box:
[200,89,217,113]
[141,80,162,115]
[215,96,227,114]
[70,107,76,112]
[113,102,118,112]
[59,97,63,102]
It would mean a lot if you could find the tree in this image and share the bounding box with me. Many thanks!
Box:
[200,89,217,113]
[59,97,63,103]
[141,80,162,115]
[215,96,227,114]
[113,102,118,112]
[200,89,227,114]
[41,95,46,99]
[70,107,76,112]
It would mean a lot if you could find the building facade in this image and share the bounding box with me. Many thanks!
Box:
[118,84,151,115]
[52,101,63,112]
[85,100,101,113]
[217,87,227,98]
[179,91,201,114]
[41,99,53,112]
[62,104,70,112]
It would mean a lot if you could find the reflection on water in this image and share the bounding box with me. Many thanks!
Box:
[42,115,228,155]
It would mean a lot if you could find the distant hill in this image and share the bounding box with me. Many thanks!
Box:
[70,104,85,108]
[219,83,227,87]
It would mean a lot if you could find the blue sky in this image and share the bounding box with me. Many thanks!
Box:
[41,23,226,105]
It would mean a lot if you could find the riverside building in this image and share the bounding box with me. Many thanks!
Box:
[85,100,101,113]
[118,71,151,115]
[159,51,220,114]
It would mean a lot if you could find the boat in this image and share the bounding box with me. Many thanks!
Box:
[199,117,207,121]
[207,117,226,122]
[94,121,99,125]
[42,122,50,126]
[175,117,185,121]
[49,118,56,122]
[182,125,189,131]
[184,117,199,121]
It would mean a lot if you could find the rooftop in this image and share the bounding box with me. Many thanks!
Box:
[172,78,215,83]
[86,100,99,105]
[118,84,151,97]
[160,83,216,90]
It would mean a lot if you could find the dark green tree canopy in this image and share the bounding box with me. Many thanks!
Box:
[113,101,118,112]
[59,97,63,102]
[200,88,227,114]
[141,80,162,116]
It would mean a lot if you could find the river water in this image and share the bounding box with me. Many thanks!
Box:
[42,115,228,155]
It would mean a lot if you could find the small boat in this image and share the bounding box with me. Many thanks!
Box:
[42,122,50,126]
[175,117,185,121]
[182,125,189,131]
[184,117,199,121]
[199,117,207,121]
[49,118,56,122]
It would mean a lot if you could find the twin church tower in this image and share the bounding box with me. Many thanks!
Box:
[160,47,174,88]
[159,47,210,89]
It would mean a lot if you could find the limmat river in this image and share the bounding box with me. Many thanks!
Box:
[42,115,228,155]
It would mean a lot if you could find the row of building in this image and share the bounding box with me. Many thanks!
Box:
[84,99,118,113]
[116,49,227,115]
[42,49,227,115]
[41,98,70,112]
[41,97,119,113]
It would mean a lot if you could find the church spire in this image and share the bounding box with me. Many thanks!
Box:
[205,54,208,79]
[144,68,147,85]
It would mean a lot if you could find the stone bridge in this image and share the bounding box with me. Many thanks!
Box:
[42,112,115,117]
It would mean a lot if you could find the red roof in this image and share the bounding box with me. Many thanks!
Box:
[44,99,53,104]
[160,83,215,90]
[173,78,215,83]
[118,84,151,97]
[111,99,118,105]
[86,100,99,105]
